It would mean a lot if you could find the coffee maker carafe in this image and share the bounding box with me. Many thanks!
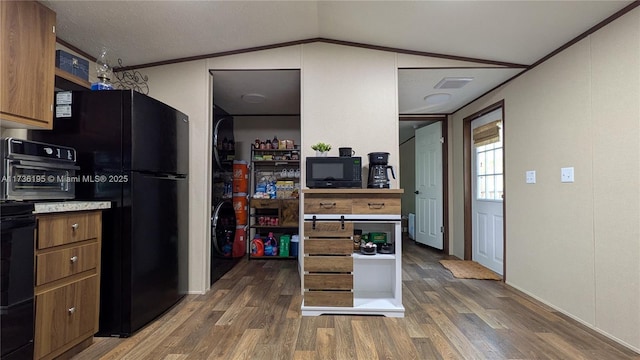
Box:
[367,152,395,188]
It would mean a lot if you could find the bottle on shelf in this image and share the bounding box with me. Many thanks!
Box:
[272,136,279,149]
[264,232,278,256]
[251,234,264,257]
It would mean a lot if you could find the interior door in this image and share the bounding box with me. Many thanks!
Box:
[415,122,443,249]
[471,109,504,275]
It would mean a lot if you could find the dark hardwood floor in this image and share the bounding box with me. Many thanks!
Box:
[72,236,640,360]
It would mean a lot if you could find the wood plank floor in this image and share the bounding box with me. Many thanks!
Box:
[73,237,640,360]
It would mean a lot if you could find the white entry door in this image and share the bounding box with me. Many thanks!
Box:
[471,109,504,275]
[415,122,443,249]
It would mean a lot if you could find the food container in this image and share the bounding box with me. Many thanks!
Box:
[368,232,387,244]
[361,243,376,255]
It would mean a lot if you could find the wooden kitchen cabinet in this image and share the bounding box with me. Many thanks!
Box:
[1,0,56,129]
[34,211,102,360]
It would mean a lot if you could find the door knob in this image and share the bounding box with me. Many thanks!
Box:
[414,190,419,194]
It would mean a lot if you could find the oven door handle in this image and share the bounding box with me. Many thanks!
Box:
[12,160,80,171]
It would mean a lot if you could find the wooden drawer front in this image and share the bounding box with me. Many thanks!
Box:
[304,221,354,237]
[305,240,353,255]
[305,291,353,307]
[352,198,401,215]
[250,199,279,209]
[304,256,353,272]
[35,275,99,359]
[36,243,99,286]
[281,199,299,226]
[304,198,352,214]
[38,212,101,249]
[304,274,352,290]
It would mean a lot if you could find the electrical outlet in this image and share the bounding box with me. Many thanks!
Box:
[561,167,574,183]
[526,170,536,184]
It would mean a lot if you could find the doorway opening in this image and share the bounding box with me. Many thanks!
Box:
[463,100,506,278]
[399,115,449,254]
[208,69,301,287]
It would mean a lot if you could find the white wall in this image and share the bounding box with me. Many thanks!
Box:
[449,8,640,351]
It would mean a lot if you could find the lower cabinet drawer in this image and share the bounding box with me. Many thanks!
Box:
[36,242,99,285]
[304,274,353,290]
[35,275,99,359]
[37,212,101,249]
[305,291,353,307]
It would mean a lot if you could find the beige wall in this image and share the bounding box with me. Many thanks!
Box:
[301,43,399,185]
[400,137,415,216]
[449,8,640,351]
[133,13,639,350]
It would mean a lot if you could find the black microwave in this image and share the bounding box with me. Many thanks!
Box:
[306,156,362,188]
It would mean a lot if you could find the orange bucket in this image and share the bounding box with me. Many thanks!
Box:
[233,160,249,193]
[232,193,248,225]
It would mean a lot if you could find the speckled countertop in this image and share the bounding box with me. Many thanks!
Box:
[33,201,111,214]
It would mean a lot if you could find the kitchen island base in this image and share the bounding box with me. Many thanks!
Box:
[301,189,404,317]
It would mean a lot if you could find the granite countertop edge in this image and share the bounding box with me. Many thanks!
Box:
[33,201,112,214]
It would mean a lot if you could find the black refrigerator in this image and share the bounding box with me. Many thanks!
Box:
[31,90,189,337]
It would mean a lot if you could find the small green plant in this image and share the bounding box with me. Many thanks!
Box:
[311,142,331,152]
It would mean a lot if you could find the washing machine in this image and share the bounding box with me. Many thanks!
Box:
[210,200,240,285]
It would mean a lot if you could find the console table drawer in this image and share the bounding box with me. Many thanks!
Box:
[304,256,353,272]
[304,198,352,214]
[305,291,353,307]
[352,198,401,215]
[304,274,353,290]
[305,239,353,255]
[304,221,353,237]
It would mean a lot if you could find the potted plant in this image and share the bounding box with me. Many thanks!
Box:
[311,142,331,157]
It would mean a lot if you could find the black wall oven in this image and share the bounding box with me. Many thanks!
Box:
[0,202,35,360]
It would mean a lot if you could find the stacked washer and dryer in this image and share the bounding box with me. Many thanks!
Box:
[210,108,244,285]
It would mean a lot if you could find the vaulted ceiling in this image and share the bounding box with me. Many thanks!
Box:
[42,1,636,140]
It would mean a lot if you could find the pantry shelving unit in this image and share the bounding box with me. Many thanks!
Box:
[248,147,300,260]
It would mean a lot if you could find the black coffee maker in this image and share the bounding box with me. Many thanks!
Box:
[367,152,395,188]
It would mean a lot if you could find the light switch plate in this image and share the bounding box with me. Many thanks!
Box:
[561,167,574,183]
[526,170,536,184]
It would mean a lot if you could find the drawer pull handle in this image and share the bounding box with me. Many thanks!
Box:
[368,202,385,209]
[319,202,336,208]
[312,215,317,230]
[341,215,345,230]
[68,307,75,315]
[71,223,79,231]
[70,256,78,263]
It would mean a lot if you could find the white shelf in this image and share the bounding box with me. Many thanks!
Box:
[302,292,404,317]
[352,253,396,260]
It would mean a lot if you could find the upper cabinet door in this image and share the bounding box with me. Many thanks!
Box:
[1,1,56,129]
